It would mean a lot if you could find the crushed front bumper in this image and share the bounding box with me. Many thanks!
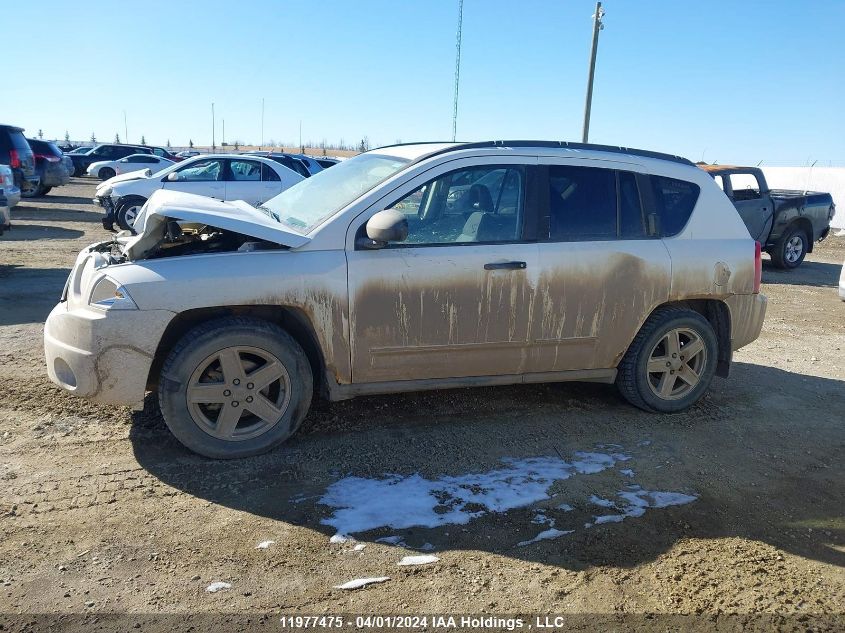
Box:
[44,301,175,410]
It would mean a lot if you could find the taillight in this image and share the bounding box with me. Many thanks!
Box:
[753,241,762,293]
[9,149,20,169]
[45,156,60,163]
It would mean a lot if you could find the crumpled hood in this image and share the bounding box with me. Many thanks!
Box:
[122,189,310,260]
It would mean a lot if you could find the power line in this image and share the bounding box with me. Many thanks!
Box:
[452,0,464,142]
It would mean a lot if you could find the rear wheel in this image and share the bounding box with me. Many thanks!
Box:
[616,307,718,413]
[158,317,313,459]
[21,181,46,198]
[99,167,116,181]
[116,196,147,230]
[771,226,808,269]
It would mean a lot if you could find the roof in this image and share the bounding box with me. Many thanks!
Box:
[372,141,694,166]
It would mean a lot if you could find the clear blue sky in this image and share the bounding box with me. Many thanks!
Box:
[6,0,844,165]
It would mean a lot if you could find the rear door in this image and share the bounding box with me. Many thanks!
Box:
[225,158,266,205]
[528,160,671,373]
[346,157,541,383]
[161,157,226,199]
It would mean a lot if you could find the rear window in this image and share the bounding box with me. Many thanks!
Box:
[28,139,62,156]
[9,130,32,153]
[650,176,700,237]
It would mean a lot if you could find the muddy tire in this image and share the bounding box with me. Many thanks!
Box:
[21,181,47,198]
[116,196,147,231]
[616,307,718,413]
[770,226,808,269]
[158,317,313,459]
[99,167,116,181]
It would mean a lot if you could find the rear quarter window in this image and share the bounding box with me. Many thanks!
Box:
[650,176,700,237]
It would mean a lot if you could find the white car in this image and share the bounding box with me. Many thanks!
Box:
[48,141,767,459]
[94,153,305,230]
[87,154,174,180]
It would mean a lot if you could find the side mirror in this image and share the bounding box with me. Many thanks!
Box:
[365,209,408,245]
[166,172,179,182]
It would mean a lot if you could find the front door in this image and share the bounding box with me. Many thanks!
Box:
[728,172,773,242]
[347,162,540,383]
[162,157,226,200]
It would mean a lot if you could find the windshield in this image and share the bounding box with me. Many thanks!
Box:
[260,153,410,233]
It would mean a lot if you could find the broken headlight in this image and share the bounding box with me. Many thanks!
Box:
[89,276,138,310]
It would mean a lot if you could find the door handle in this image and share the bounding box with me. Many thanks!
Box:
[484,261,527,270]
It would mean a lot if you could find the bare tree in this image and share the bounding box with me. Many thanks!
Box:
[114,133,121,144]
[140,135,146,145]
[64,131,70,143]
[91,132,97,143]
[166,139,171,149]
[189,139,194,148]
[37,129,44,139]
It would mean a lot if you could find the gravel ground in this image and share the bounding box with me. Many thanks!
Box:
[0,179,843,631]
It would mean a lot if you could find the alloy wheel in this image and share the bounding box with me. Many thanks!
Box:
[646,328,707,400]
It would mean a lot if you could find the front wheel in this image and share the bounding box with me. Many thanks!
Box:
[158,317,313,459]
[116,197,147,230]
[616,307,718,413]
[771,227,808,269]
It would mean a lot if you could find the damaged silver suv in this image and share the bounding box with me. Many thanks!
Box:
[45,141,767,458]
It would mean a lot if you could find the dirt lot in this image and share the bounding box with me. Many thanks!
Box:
[1,179,843,631]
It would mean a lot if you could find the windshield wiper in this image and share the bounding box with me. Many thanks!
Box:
[256,205,281,222]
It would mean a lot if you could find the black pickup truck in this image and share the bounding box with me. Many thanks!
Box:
[700,165,835,268]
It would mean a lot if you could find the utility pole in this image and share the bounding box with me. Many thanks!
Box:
[299,120,302,152]
[123,110,128,145]
[261,98,265,150]
[452,0,464,142]
[581,1,605,143]
[211,102,216,152]
[222,119,225,146]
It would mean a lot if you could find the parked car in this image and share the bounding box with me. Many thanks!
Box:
[68,144,152,177]
[86,154,174,180]
[47,140,767,459]
[24,138,72,197]
[699,165,836,269]
[0,164,21,209]
[175,150,200,158]
[316,157,340,169]
[94,153,305,230]
[0,191,10,235]
[139,146,183,162]
[66,146,94,155]
[288,153,324,175]
[0,124,40,195]
[244,151,312,178]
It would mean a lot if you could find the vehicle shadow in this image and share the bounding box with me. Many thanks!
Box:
[762,260,840,288]
[37,194,97,206]
[1,224,85,240]
[0,265,70,325]
[129,362,844,571]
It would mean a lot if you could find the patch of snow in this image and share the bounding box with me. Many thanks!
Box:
[589,495,617,508]
[205,581,231,593]
[333,577,390,590]
[398,555,439,566]
[352,543,366,552]
[318,453,627,536]
[329,533,353,544]
[637,440,652,447]
[418,543,435,551]
[620,469,635,477]
[517,528,574,547]
[590,489,697,526]
[255,540,275,549]
[557,503,574,512]
[531,511,551,524]
[375,535,407,546]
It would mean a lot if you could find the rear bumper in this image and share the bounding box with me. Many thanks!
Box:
[839,268,845,301]
[1,186,20,208]
[725,293,768,351]
[40,163,71,187]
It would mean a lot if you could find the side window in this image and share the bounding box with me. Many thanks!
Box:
[151,148,165,157]
[173,159,224,181]
[262,163,280,182]
[386,166,525,245]
[729,172,761,201]
[650,176,700,237]
[619,171,647,239]
[548,165,616,241]
[93,146,113,157]
[229,160,262,181]
[713,174,726,191]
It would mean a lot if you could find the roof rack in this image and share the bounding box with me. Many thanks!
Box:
[375,140,694,167]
